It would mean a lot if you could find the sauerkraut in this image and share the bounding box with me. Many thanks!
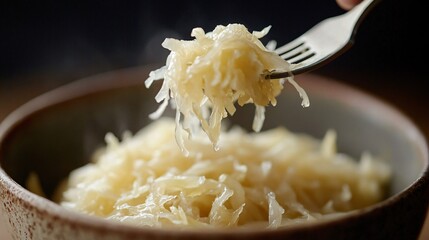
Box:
[58,23,391,229]
[145,24,309,153]
[60,118,391,228]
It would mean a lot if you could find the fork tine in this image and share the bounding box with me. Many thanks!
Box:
[288,51,316,64]
[281,44,310,61]
[274,38,304,55]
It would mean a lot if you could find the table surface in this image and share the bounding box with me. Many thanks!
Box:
[0,72,428,239]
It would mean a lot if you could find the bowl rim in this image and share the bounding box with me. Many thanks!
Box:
[0,66,428,236]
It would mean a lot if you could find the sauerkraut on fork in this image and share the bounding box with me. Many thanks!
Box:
[145,24,309,153]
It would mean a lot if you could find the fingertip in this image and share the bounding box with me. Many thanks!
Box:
[336,0,362,10]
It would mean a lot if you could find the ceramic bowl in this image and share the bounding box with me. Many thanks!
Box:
[0,66,428,240]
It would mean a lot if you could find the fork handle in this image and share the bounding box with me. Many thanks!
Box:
[343,0,381,40]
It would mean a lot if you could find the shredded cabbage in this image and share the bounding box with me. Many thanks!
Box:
[60,118,391,228]
[58,23,391,230]
[145,24,309,152]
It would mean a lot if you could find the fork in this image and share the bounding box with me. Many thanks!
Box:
[266,0,380,79]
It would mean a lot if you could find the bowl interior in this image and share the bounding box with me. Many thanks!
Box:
[0,67,427,206]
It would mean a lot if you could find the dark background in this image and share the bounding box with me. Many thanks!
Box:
[1,0,426,81]
[0,0,427,130]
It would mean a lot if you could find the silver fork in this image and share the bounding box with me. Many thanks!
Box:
[266,0,380,79]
